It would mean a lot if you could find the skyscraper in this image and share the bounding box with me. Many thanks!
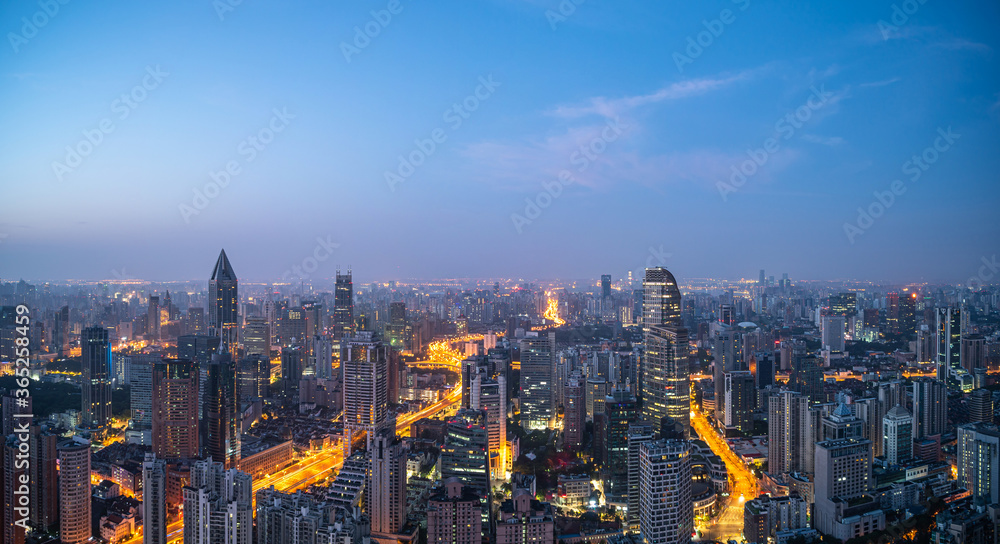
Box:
[58,438,93,544]
[81,326,112,429]
[642,267,689,436]
[638,439,692,544]
[182,459,253,544]
[243,316,269,358]
[821,315,845,352]
[961,334,986,373]
[969,389,993,424]
[519,332,555,430]
[603,386,637,504]
[333,268,354,341]
[563,372,584,450]
[342,331,389,453]
[626,421,656,530]
[143,453,167,544]
[713,328,739,423]
[936,307,962,377]
[470,371,507,480]
[3,436,26,544]
[956,423,1000,504]
[440,409,491,500]
[204,356,240,469]
[723,371,754,436]
[148,295,161,342]
[369,429,408,537]
[882,406,913,465]
[209,249,239,358]
[768,390,818,475]
[152,359,200,460]
[813,416,880,539]
[912,378,947,439]
[127,354,160,432]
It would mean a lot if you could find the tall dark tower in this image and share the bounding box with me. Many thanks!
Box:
[209,249,238,358]
[81,327,112,429]
[203,355,240,469]
[333,267,354,341]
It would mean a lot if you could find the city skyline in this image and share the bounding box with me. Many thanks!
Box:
[2,2,999,283]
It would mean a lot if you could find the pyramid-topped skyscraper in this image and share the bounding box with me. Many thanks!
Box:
[209,249,238,357]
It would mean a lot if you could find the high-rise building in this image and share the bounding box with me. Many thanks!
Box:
[519,333,555,430]
[280,345,303,398]
[148,295,161,342]
[882,406,913,465]
[342,331,389,453]
[127,354,160,432]
[898,293,916,337]
[743,494,811,544]
[724,371,755,436]
[440,409,491,500]
[54,305,69,356]
[626,421,656,530]
[813,408,881,540]
[563,373,584,451]
[427,478,482,544]
[793,355,825,404]
[495,491,555,544]
[603,387,637,504]
[182,459,253,544]
[768,391,818,475]
[333,268,354,341]
[969,389,993,424]
[829,293,856,317]
[369,429,408,537]
[638,439,692,544]
[204,357,240,469]
[956,423,999,504]
[471,372,507,480]
[586,378,607,421]
[143,453,167,544]
[255,488,370,544]
[177,334,221,364]
[28,426,59,533]
[912,378,947,440]
[209,249,239,358]
[3,436,26,544]
[81,326,112,429]
[749,351,774,390]
[152,359,200,460]
[243,316,269,358]
[936,307,962,377]
[642,267,689,436]
[961,334,986,373]
[713,328,739,423]
[58,438,93,544]
[821,316,845,352]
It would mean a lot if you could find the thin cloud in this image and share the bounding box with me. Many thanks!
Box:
[801,134,845,146]
[548,71,752,119]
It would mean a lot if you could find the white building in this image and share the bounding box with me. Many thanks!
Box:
[639,439,693,544]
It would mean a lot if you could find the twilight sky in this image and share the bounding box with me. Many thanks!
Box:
[1,1,998,284]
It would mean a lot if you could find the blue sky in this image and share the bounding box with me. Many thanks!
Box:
[1,0,998,284]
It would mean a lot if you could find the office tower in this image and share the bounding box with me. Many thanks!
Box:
[54,305,69,356]
[882,406,913,465]
[182,459,253,544]
[912,378,947,439]
[58,438,93,544]
[813,434,879,539]
[821,316,845,352]
[961,334,986,373]
[471,372,507,480]
[601,274,612,299]
[342,331,389,453]
[956,423,1000,504]
[3,436,26,544]
[586,378,607,421]
[333,268,354,341]
[627,421,656,530]
[969,389,993,424]
[427,478,482,544]
[563,373,584,450]
[886,292,900,335]
[128,354,159,432]
[28,426,59,533]
[713,328,739,423]
[495,491,555,544]
[638,439,693,544]
[641,268,689,436]
[519,332,555,430]
[749,351,774,390]
[143,453,167,544]
[243,316,269,357]
[461,356,487,408]
[81,326,112,429]
[759,269,766,284]
[152,359,200,460]
[280,345,303,398]
[178,334,221,364]
[936,307,962,377]
[898,293,916,337]
[385,301,408,349]
[604,387,637,504]
[724,371,754,436]
[188,307,206,333]
[440,409,491,500]
[369,429,408,537]
[768,391,817,475]
[148,295,161,341]
[204,357,240,469]
[793,355,825,404]
[310,335,334,379]
[1,392,31,437]
[829,293,856,316]
[209,249,239,358]
[280,307,307,347]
